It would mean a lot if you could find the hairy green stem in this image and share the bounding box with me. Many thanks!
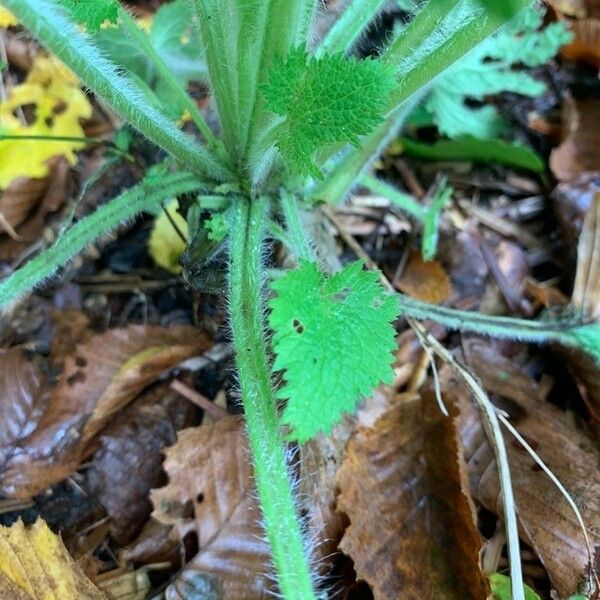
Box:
[279,189,316,262]
[385,0,530,109]
[229,197,316,599]
[117,7,222,154]
[0,171,204,307]
[3,0,232,182]
[314,0,389,57]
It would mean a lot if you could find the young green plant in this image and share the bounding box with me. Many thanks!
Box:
[0,1,591,599]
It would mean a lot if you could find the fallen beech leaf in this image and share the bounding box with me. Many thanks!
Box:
[94,381,195,544]
[454,343,600,598]
[336,392,487,599]
[0,55,92,188]
[395,250,452,304]
[0,348,48,464]
[0,157,72,262]
[550,97,600,182]
[120,519,180,568]
[0,519,106,599]
[545,0,587,17]
[165,570,223,600]
[0,325,210,499]
[49,309,92,369]
[151,417,272,599]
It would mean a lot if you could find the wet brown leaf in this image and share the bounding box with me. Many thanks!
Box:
[0,349,48,467]
[455,343,600,598]
[550,97,600,182]
[151,417,272,599]
[120,519,180,568]
[0,325,210,499]
[562,18,600,71]
[94,381,196,545]
[396,250,452,304]
[336,392,487,600]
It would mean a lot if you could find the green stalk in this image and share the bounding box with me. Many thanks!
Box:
[3,0,232,182]
[397,294,600,360]
[0,171,204,307]
[229,197,316,599]
[360,174,425,219]
[385,0,530,109]
[117,7,223,155]
[314,0,389,58]
[279,189,316,262]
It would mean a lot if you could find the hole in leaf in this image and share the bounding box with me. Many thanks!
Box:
[196,492,204,504]
[332,287,352,303]
[52,100,67,116]
[44,116,54,128]
[66,371,85,386]
[14,103,37,125]
[75,356,87,368]
[292,319,304,334]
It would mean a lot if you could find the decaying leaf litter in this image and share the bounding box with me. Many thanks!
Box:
[0,0,599,599]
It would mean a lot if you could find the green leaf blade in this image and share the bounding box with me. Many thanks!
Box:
[60,0,118,31]
[269,261,399,441]
[262,49,396,178]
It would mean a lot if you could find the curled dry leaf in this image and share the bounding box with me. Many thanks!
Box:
[336,392,487,600]
[550,97,600,182]
[395,250,452,304]
[94,381,196,545]
[0,519,106,599]
[456,340,600,598]
[151,416,272,600]
[0,324,210,499]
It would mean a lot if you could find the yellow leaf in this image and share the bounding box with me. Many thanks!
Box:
[148,199,188,274]
[0,6,18,28]
[0,519,106,599]
[0,55,92,188]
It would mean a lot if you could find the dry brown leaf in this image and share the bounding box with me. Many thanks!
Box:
[0,349,48,465]
[0,325,210,499]
[0,519,106,599]
[336,392,487,600]
[546,0,587,17]
[453,342,600,598]
[49,309,92,369]
[396,250,452,304]
[94,567,151,600]
[550,97,600,182]
[151,417,272,599]
[0,157,71,261]
[562,18,600,71]
[94,381,196,544]
[120,519,180,568]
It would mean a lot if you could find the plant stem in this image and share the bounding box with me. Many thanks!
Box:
[360,174,425,220]
[314,0,389,57]
[117,7,222,154]
[396,294,583,343]
[0,171,204,307]
[3,0,232,182]
[279,189,316,262]
[229,197,316,599]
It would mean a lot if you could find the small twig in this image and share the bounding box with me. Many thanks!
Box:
[160,201,188,244]
[170,378,228,420]
[0,210,24,241]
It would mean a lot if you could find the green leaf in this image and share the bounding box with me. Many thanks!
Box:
[400,136,546,173]
[95,0,206,119]
[204,212,228,242]
[489,573,541,600]
[60,0,118,31]
[269,260,399,441]
[262,48,396,178]
[565,323,600,365]
[422,180,452,260]
[422,7,572,139]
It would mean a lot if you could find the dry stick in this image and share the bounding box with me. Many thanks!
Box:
[323,204,526,600]
[170,379,228,420]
